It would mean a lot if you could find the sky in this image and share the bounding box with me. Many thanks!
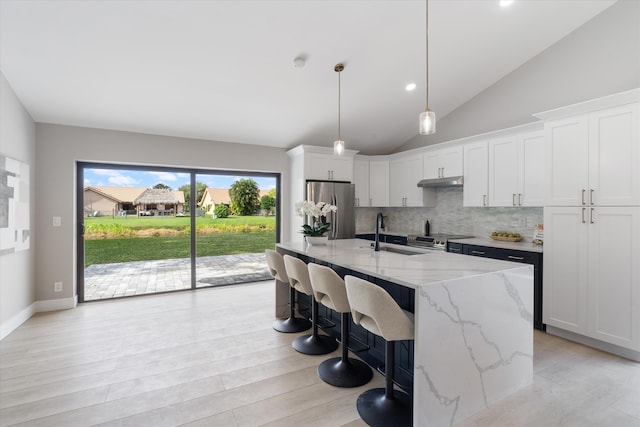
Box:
[83,168,276,191]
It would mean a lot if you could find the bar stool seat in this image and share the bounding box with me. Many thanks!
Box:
[283,255,339,355]
[266,250,311,333]
[344,275,415,427]
[308,263,373,388]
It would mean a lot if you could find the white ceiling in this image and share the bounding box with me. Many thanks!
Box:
[0,0,617,155]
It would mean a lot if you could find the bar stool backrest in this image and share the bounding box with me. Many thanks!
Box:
[344,275,415,342]
[308,263,350,314]
[265,249,288,283]
[283,255,313,296]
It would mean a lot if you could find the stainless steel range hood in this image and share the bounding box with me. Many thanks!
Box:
[417,176,464,188]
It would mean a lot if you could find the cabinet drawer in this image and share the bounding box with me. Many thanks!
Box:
[447,242,464,254]
[356,233,375,241]
[384,235,407,245]
[496,249,540,267]
[464,245,497,258]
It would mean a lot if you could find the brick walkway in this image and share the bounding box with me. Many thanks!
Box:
[84,253,271,301]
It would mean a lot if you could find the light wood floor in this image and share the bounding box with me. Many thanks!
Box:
[1,281,639,427]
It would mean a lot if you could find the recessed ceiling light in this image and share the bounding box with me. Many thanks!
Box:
[406,83,417,91]
[499,0,514,7]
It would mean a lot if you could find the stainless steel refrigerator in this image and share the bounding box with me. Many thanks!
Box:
[306,180,355,240]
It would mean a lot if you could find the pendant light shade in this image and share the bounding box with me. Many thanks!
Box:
[334,63,345,155]
[419,0,436,135]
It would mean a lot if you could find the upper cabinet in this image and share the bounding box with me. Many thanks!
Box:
[488,130,544,207]
[423,146,463,179]
[305,152,354,182]
[354,155,389,207]
[389,154,432,207]
[463,141,489,207]
[544,102,640,206]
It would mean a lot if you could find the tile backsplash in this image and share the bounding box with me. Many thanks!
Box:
[355,187,543,241]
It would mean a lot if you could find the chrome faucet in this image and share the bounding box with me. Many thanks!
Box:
[374,212,385,251]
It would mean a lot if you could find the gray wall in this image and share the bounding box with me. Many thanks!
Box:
[356,187,543,242]
[398,0,640,152]
[0,73,36,337]
[34,124,290,303]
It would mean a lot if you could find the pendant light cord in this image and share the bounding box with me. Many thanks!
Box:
[425,0,429,112]
[338,67,341,141]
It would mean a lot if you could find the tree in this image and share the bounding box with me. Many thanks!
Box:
[260,194,275,216]
[153,183,170,189]
[178,182,207,212]
[214,204,229,218]
[229,178,260,216]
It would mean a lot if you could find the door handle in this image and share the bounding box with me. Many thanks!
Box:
[512,193,517,206]
[508,255,525,261]
[590,208,595,224]
[581,207,586,224]
[590,189,594,206]
[483,194,487,207]
[471,250,486,255]
[581,189,586,205]
[518,193,522,206]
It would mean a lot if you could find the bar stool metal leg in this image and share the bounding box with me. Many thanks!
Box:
[318,312,372,387]
[273,286,311,333]
[356,340,413,427]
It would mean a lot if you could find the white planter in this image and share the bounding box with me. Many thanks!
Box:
[306,235,329,246]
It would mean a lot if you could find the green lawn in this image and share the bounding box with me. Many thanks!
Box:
[84,215,276,266]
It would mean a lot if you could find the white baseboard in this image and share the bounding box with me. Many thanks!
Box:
[0,303,36,341]
[1,296,78,341]
[34,295,78,312]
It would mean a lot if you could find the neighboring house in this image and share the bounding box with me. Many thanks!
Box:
[83,186,185,216]
[198,188,270,215]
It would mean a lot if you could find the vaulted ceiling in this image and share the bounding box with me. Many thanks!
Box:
[0,0,617,154]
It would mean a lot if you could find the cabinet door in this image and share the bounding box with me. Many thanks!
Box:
[440,146,463,177]
[587,207,640,350]
[305,153,353,181]
[543,207,589,334]
[422,150,440,179]
[488,135,519,207]
[353,157,370,207]
[404,155,424,206]
[389,158,406,207]
[463,141,489,207]
[369,160,389,207]
[519,131,545,206]
[544,115,589,206]
[588,103,640,206]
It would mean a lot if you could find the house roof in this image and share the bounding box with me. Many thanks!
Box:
[134,188,185,205]
[200,188,271,206]
[85,186,185,204]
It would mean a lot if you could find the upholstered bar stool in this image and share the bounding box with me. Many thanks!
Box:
[266,250,311,333]
[308,263,373,388]
[344,275,415,427]
[283,255,339,355]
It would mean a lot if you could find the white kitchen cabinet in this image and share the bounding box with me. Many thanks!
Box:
[544,206,640,352]
[545,103,640,206]
[423,145,463,179]
[463,141,489,207]
[353,156,370,207]
[389,154,432,207]
[369,158,390,207]
[305,152,354,182]
[488,130,544,207]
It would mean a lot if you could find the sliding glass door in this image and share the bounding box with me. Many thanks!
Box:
[77,162,279,302]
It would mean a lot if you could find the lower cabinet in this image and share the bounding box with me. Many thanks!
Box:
[356,233,408,246]
[544,206,640,353]
[449,242,544,330]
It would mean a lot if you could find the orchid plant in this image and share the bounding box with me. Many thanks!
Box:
[295,201,338,237]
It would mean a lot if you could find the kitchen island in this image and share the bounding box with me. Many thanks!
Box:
[277,238,533,427]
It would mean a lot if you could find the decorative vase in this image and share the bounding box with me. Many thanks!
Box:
[306,235,329,246]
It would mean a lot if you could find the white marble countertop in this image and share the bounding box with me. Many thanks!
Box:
[277,238,527,290]
[451,237,544,253]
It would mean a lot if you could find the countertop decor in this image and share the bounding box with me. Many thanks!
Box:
[295,201,337,237]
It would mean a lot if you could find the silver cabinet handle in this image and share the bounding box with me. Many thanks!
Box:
[590,189,594,206]
[581,189,586,205]
[508,255,525,261]
[590,207,595,224]
[471,250,486,255]
[512,193,517,206]
[355,198,359,207]
[582,207,586,223]
[483,194,487,207]
[518,193,522,206]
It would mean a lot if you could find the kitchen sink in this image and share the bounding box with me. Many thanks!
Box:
[378,246,424,256]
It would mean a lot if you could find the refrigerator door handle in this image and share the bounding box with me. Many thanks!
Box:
[331,194,338,239]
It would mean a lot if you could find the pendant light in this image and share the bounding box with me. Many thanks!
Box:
[419,0,436,135]
[333,63,345,155]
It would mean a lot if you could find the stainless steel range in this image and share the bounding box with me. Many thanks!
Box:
[407,233,474,251]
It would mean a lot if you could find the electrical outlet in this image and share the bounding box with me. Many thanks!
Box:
[54,282,63,292]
